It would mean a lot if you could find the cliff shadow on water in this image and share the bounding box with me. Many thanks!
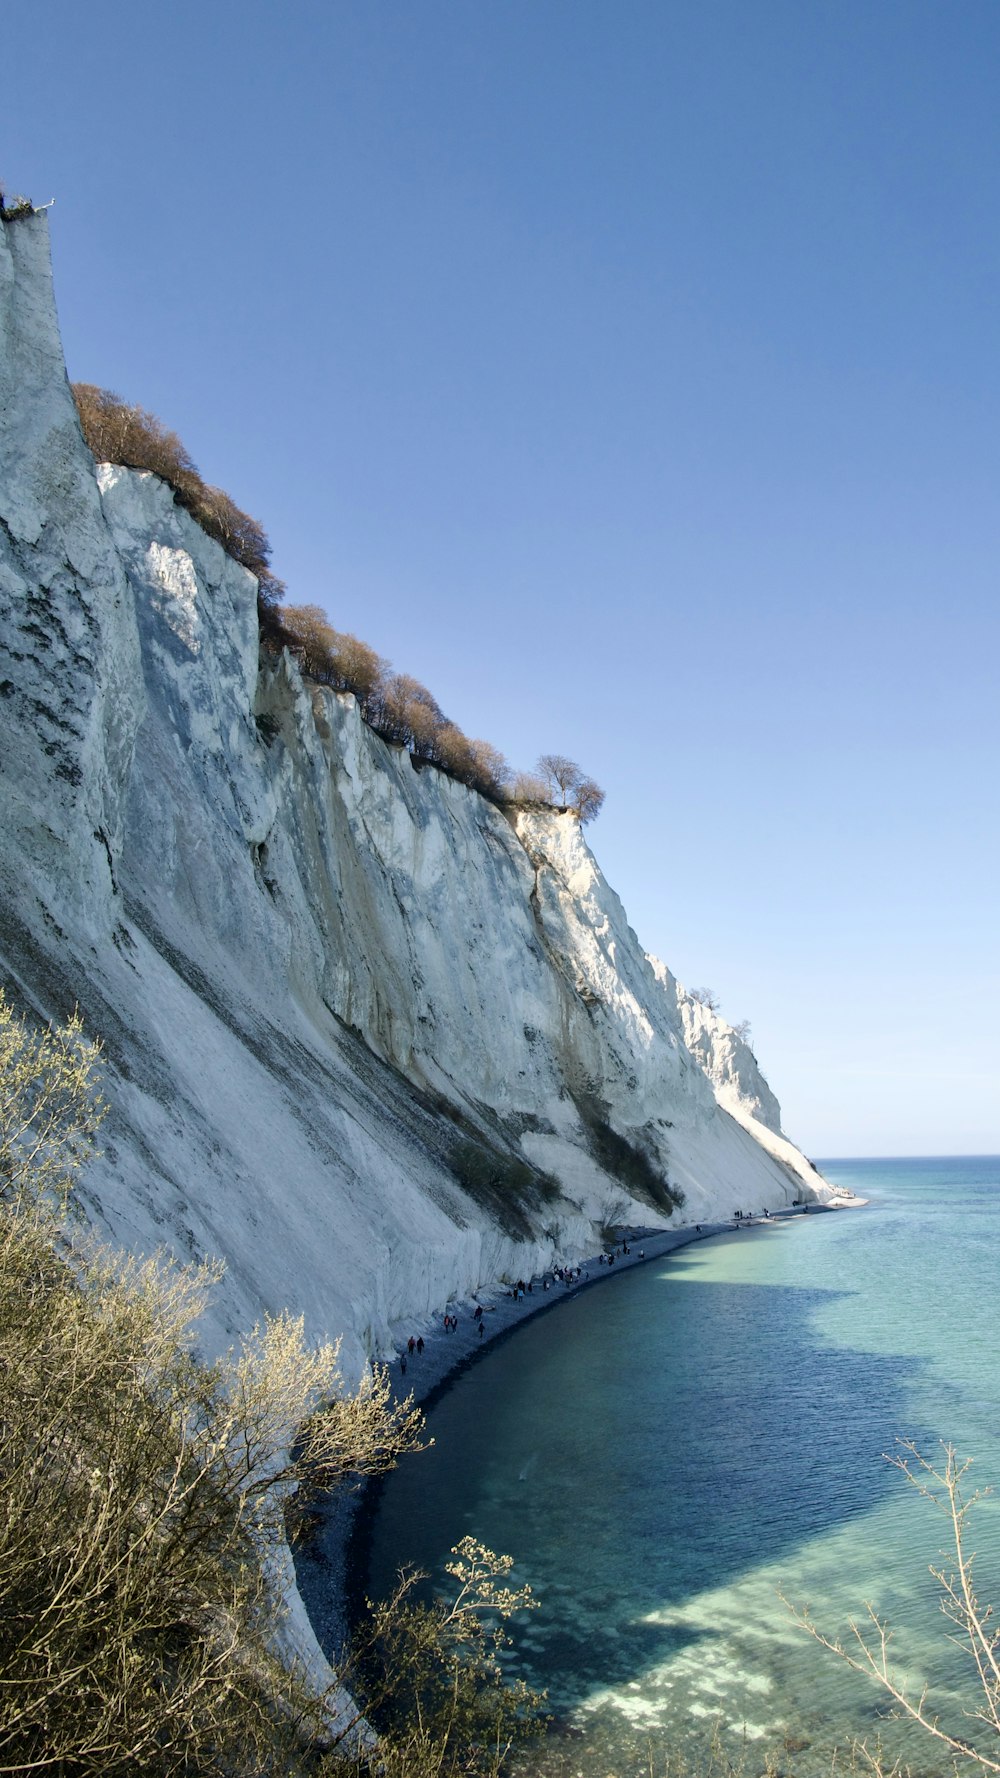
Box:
[352,1249,929,1714]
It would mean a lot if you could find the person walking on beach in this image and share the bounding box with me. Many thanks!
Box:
[400,1353,407,1375]
[416,1336,424,1354]
[478,1321,484,1338]
[407,1336,415,1354]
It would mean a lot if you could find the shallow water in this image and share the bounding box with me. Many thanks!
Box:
[365,1159,1000,1774]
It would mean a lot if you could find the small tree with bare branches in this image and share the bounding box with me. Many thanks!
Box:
[537,753,581,806]
[343,1539,546,1778]
[280,604,340,681]
[573,777,605,824]
[689,987,720,1013]
[507,772,550,806]
[789,1443,1000,1777]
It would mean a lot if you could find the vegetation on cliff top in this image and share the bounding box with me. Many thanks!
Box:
[71,384,604,821]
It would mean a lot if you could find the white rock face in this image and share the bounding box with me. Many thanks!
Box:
[0,216,831,1367]
[644,958,782,1131]
[645,958,827,1199]
[0,210,834,1690]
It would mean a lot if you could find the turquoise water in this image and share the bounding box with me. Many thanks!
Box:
[364,1160,1000,1773]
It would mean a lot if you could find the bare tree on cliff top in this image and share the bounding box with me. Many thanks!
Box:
[537,754,581,805]
[689,987,720,1012]
[536,756,605,824]
[573,777,605,825]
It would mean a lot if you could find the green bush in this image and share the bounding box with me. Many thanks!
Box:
[575,1095,684,1216]
[0,192,34,221]
[451,1137,560,1236]
[344,1539,546,1778]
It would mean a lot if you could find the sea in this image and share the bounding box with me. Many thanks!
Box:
[363,1157,1000,1776]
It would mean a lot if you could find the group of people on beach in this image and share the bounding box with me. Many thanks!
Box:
[395,1232,659,1369]
[398,1332,425,1374]
[597,1240,637,1266]
[506,1264,588,1298]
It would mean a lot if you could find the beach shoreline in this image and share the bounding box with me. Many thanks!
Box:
[294,1199,860,1661]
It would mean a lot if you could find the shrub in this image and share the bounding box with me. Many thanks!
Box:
[332,631,388,713]
[451,1138,560,1237]
[0,990,426,1775]
[466,738,511,800]
[72,383,198,492]
[280,606,388,717]
[0,191,34,221]
[71,383,285,621]
[279,603,340,680]
[574,1094,684,1217]
[369,673,444,752]
[573,776,605,824]
[344,1539,546,1778]
[434,721,476,781]
[507,772,550,805]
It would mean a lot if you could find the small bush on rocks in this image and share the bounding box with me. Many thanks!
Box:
[71,382,287,639]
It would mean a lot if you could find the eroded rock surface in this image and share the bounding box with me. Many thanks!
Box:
[0,214,830,1384]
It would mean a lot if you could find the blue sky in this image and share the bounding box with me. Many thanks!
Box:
[6,0,998,1154]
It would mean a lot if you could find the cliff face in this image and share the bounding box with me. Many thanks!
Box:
[0,215,829,1385]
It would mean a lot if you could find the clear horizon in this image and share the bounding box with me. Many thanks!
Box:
[5,0,998,1154]
[819,1150,1000,1162]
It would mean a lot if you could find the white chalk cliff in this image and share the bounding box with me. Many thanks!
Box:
[0,213,832,1376]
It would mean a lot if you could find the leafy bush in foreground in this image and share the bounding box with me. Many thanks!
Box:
[0,990,441,1775]
[343,1540,546,1778]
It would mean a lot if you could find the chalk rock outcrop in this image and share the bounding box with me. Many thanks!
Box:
[0,214,830,1393]
[645,956,825,1192]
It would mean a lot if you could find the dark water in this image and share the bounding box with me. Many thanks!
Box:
[365,1160,1000,1773]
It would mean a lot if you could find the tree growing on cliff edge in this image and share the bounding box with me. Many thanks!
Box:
[535,755,605,824]
[537,753,580,805]
[70,374,608,834]
[573,776,605,824]
[533,757,602,824]
[689,987,721,1012]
